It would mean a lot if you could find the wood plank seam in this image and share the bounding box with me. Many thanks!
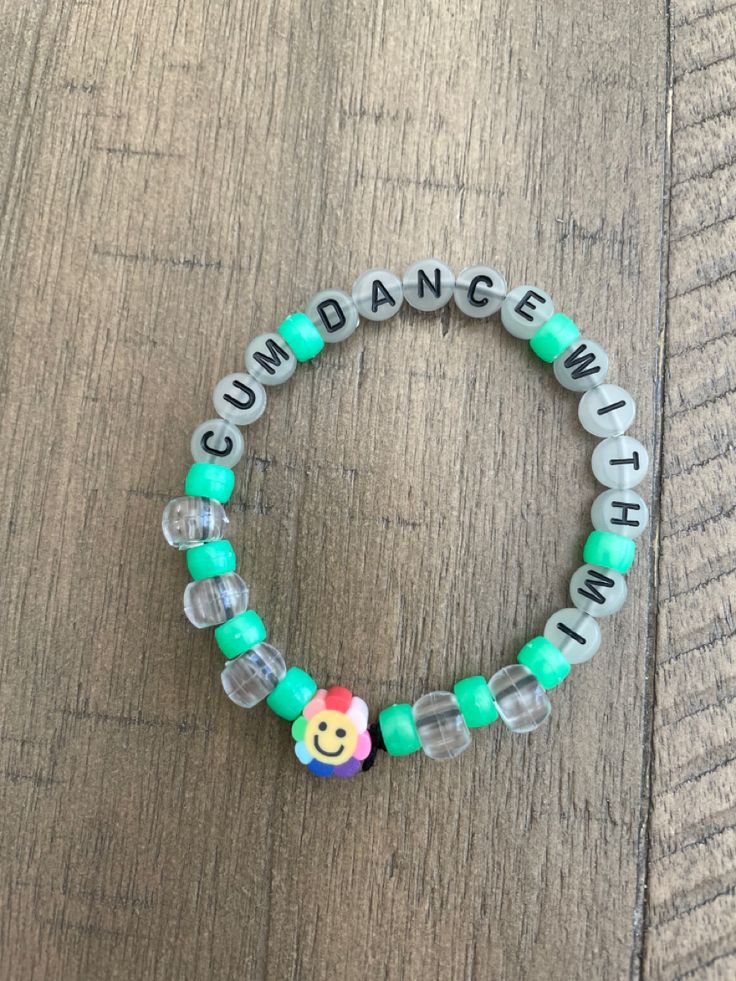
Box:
[631,0,676,974]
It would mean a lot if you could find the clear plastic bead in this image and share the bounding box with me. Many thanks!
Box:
[306,288,360,343]
[221,643,286,708]
[569,564,627,617]
[591,488,649,539]
[553,339,609,391]
[412,691,471,760]
[578,384,636,437]
[213,372,266,426]
[183,572,249,627]
[191,418,244,468]
[245,333,297,385]
[592,436,649,489]
[352,268,403,321]
[488,664,551,733]
[543,608,602,664]
[454,265,507,318]
[403,258,454,312]
[162,496,229,549]
[501,284,554,338]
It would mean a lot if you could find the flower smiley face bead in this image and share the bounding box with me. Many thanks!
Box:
[291,686,372,777]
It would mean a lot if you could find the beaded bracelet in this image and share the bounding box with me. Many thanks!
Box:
[162,260,650,778]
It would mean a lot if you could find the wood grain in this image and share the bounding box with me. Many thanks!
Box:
[642,0,736,978]
[0,0,731,978]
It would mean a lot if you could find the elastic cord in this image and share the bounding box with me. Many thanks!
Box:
[361,721,386,772]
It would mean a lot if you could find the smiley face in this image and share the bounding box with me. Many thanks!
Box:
[304,709,358,766]
[292,686,372,778]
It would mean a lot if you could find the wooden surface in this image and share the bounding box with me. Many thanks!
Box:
[0,0,733,978]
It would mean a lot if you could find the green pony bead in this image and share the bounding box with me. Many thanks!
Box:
[378,703,421,756]
[215,610,267,660]
[266,667,318,720]
[453,675,499,728]
[529,313,580,363]
[186,540,237,580]
[277,312,325,362]
[583,529,636,573]
[184,462,235,504]
[517,636,570,689]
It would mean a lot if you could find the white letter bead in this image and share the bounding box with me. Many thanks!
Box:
[352,268,403,321]
[553,338,609,391]
[453,265,507,318]
[245,333,297,385]
[592,436,649,489]
[570,565,628,617]
[306,288,360,343]
[543,608,602,663]
[501,284,554,339]
[578,384,636,437]
[403,258,454,311]
[213,372,266,426]
[191,418,244,468]
[591,488,649,539]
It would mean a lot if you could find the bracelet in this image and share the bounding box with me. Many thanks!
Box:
[161,259,650,779]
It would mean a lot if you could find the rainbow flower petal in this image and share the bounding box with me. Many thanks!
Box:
[334,757,362,778]
[291,716,308,742]
[347,697,369,731]
[354,730,372,761]
[303,690,328,719]
[308,758,334,777]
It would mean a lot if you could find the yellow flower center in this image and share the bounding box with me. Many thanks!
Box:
[305,709,357,765]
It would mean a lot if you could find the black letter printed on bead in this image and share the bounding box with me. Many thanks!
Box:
[253,338,292,376]
[555,621,587,646]
[316,298,347,334]
[576,568,615,605]
[611,451,641,471]
[223,378,257,411]
[468,274,495,308]
[610,500,642,528]
[514,289,546,323]
[201,429,234,457]
[418,267,441,299]
[563,343,602,381]
[372,278,397,313]
[597,399,627,416]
